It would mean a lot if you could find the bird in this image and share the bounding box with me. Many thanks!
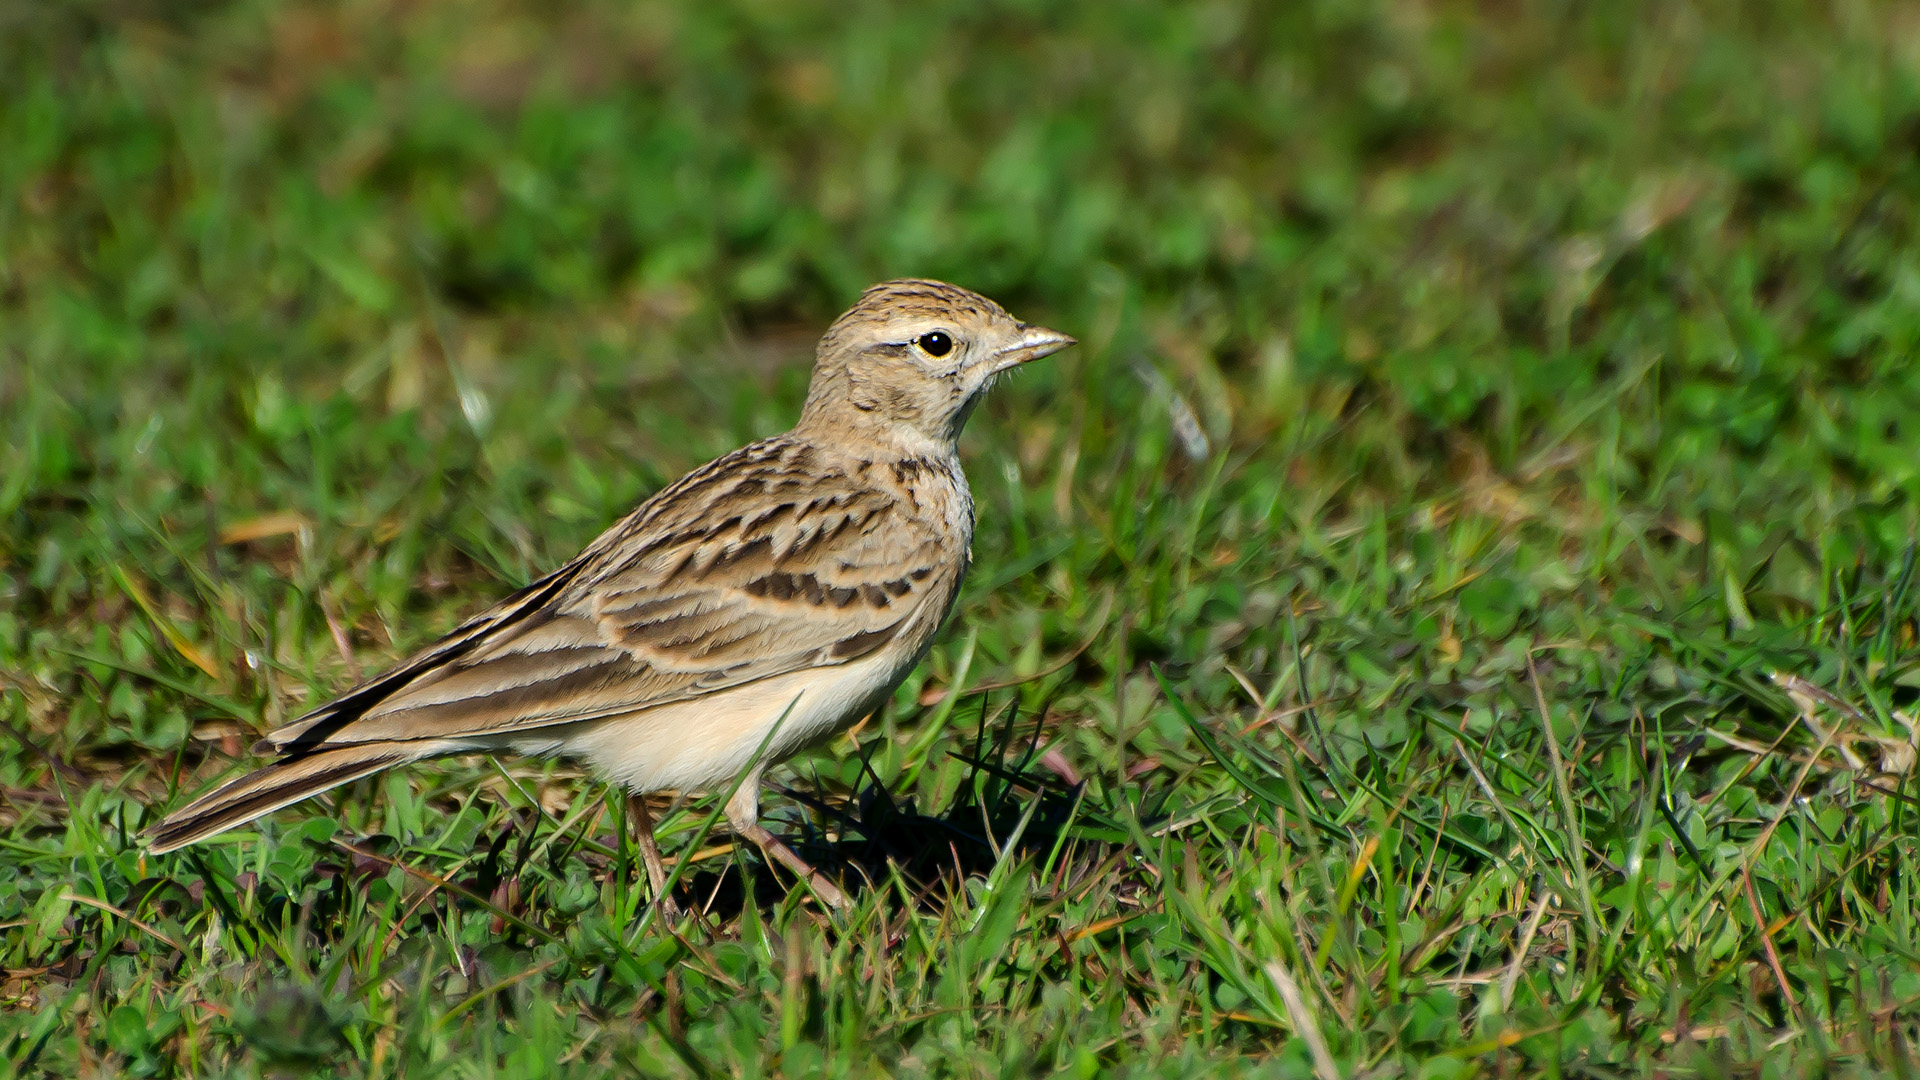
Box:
[145,279,1075,910]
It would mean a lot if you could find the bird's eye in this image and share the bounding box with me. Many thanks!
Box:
[915,331,954,358]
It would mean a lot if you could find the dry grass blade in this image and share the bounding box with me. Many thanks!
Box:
[62,892,189,954]
[1497,888,1552,1012]
[1264,959,1341,1080]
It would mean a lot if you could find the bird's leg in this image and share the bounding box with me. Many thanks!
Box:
[725,774,849,911]
[626,793,680,920]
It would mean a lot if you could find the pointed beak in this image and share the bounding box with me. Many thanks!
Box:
[988,325,1077,373]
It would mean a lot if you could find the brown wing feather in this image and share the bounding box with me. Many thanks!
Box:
[263,561,588,752]
[261,436,960,751]
[146,741,429,853]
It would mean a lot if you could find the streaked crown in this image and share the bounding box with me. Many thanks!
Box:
[816,279,1013,355]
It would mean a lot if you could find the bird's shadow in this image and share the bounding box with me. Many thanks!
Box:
[671,772,1087,920]
[669,701,1098,920]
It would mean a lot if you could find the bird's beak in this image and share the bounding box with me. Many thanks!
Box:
[988,325,1077,374]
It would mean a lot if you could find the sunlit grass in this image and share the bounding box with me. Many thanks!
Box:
[5,0,1920,1075]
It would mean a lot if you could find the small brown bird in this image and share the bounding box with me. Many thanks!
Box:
[147,279,1074,909]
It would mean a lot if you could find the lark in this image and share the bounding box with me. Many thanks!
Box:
[146,279,1074,909]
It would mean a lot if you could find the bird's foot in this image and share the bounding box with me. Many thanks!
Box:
[736,821,850,911]
[627,795,682,922]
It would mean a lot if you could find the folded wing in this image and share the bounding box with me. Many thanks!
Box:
[262,438,958,752]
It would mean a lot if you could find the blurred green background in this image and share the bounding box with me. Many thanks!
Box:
[5,1,1920,1076]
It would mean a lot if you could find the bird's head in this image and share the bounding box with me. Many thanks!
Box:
[796,279,1075,454]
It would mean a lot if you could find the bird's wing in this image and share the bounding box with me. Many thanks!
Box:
[264,439,961,752]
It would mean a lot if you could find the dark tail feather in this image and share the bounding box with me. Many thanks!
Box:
[145,743,423,854]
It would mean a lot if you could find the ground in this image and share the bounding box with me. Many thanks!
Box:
[4,1,1920,1076]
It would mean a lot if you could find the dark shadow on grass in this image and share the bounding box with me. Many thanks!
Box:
[670,695,1102,919]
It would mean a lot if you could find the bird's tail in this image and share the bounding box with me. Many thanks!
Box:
[145,742,430,854]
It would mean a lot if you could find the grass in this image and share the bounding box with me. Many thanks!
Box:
[4,0,1920,1075]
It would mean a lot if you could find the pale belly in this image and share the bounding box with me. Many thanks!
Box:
[496,648,911,793]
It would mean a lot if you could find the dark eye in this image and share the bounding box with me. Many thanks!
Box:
[915,331,953,357]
